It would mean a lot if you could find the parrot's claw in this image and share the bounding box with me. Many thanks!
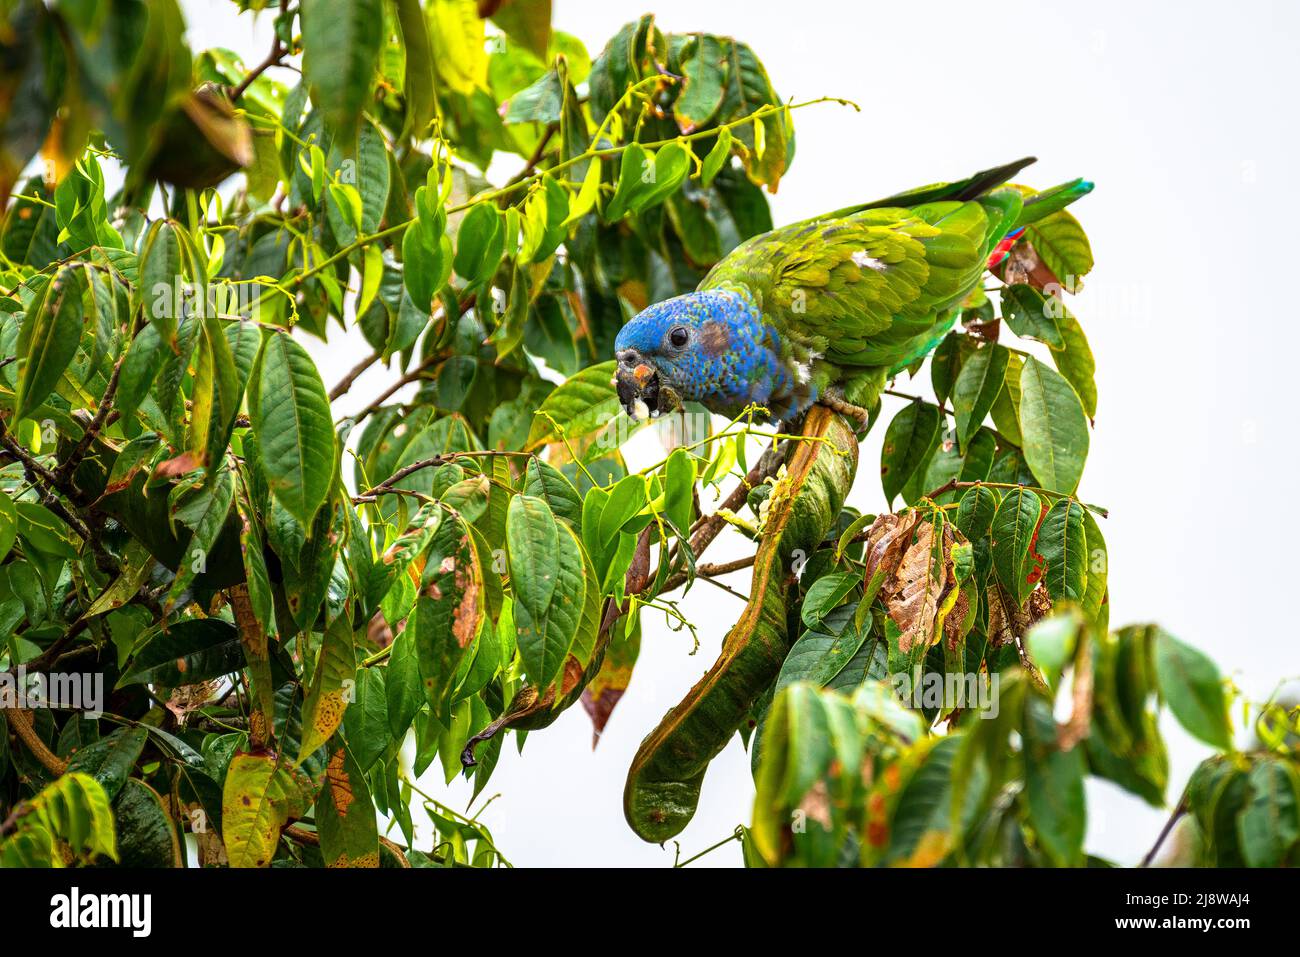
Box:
[818,394,873,431]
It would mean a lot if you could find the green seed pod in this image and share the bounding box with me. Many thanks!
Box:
[624,406,859,842]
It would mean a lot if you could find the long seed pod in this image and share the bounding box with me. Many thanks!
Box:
[624,406,859,842]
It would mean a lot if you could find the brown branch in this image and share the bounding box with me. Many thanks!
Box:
[696,555,758,579]
[502,124,558,192]
[328,349,382,401]
[924,478,1110,519]
[884,388,951,418]
[4,708,68,775]
[359,450,531,500]
[282,824,411,868]
[56,355,125,484]
[658,442,782,594]
[1139,795,1188,868]
[1057,631,1093,750]
[0,421,61,490]
[342,293,480,424]
[230,3,289,103]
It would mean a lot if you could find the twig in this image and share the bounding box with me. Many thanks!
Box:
[924,478,1109,519]
[884,388,952,418]
[56,355,125,484]
[328,349,382,401]
[659,442,782,594]
[230,3,288,103]
[503,124,557,191]
[1057,631,1093,750]
[360,449,531,500]
[282,824,413,868]
[1139,794,1188,868]
[0,421,62,490]
[3,708,68,775]
[674,825,746,867]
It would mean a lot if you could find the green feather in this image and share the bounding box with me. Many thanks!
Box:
[699,157,1090,392]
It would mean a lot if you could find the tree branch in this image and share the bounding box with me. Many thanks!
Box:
[1140,795,1188,868]
[658,442,783,594]
[3,708,68,776]
[1057,632,1093,750]
[328,349,382,401]
[56,355,125,484]
[282,824,411,868]
[230,2,289,103]
[924,478,1109,519]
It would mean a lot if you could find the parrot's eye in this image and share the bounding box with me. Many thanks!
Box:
[668,326,689,349]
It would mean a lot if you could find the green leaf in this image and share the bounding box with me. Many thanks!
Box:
[1025,613,1080,690]
[1001,284,1063,348]
[137,220,183,349]
[800,572,859,629]
[955,484,998,542]
[316,740,380,867]
[1080,508,1108,627]
[604,143,650,222]
[1038,499,1087,604]
[990,486,1041,607]
[514,518,586,689]
[506,495,559,620]
[1154,629,1232,751]
[1019,356,1089,494]
[413,515,483,716]
[64,727,149,802]
[14,265,86,420]
[453,202,504,287]
[248,330,336,527]
[990,352,1024,447]
[777,605,870,693]
[630,142,691,213]
[523,458,582,526]
[489,0,552,60]
[108,778,182,868]
[526,360,621,450]
[164,467,236,613]
[1238,757,1300,868]
[385,622,425,739]
[298,616,357,764]
[951,344,1008,452]
[1025,209,1094,284]
[880,400,941,505]
[119,620,244,688]
[662,448,696,534]
[394,0,436,139]
[699,127,732,187]
[0,493,16,562]
[221,753,308,868]
[0,772,117,866]
[1049,305,1097,419]
[300,0,383,145]
[675,35,728,131]
[1022,693,1086,866]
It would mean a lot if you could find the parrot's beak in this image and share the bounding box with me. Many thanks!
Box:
[615,350,661,422]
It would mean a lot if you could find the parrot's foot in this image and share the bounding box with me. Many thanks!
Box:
[818,394,873,430]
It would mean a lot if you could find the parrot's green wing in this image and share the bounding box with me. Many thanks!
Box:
[699,157,1093,390]
[701,197,1014,370]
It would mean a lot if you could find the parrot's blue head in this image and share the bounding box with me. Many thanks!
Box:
[614,288,790,421]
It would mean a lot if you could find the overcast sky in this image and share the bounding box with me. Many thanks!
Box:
[177,0,1300,866]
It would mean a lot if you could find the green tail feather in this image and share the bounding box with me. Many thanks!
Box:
[826,156,1038,220]
[1013,177,1094,227]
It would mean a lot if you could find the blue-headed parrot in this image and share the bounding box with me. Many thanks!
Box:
[614,157,1091,425]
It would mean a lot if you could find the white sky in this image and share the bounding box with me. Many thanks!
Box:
[174,0,1300,867]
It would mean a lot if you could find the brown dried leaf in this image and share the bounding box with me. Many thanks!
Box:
[884,520,947,653]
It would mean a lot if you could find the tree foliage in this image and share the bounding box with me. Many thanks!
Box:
[0,0,1295,869]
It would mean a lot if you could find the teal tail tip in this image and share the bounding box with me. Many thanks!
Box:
[1014,176,1095,227]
